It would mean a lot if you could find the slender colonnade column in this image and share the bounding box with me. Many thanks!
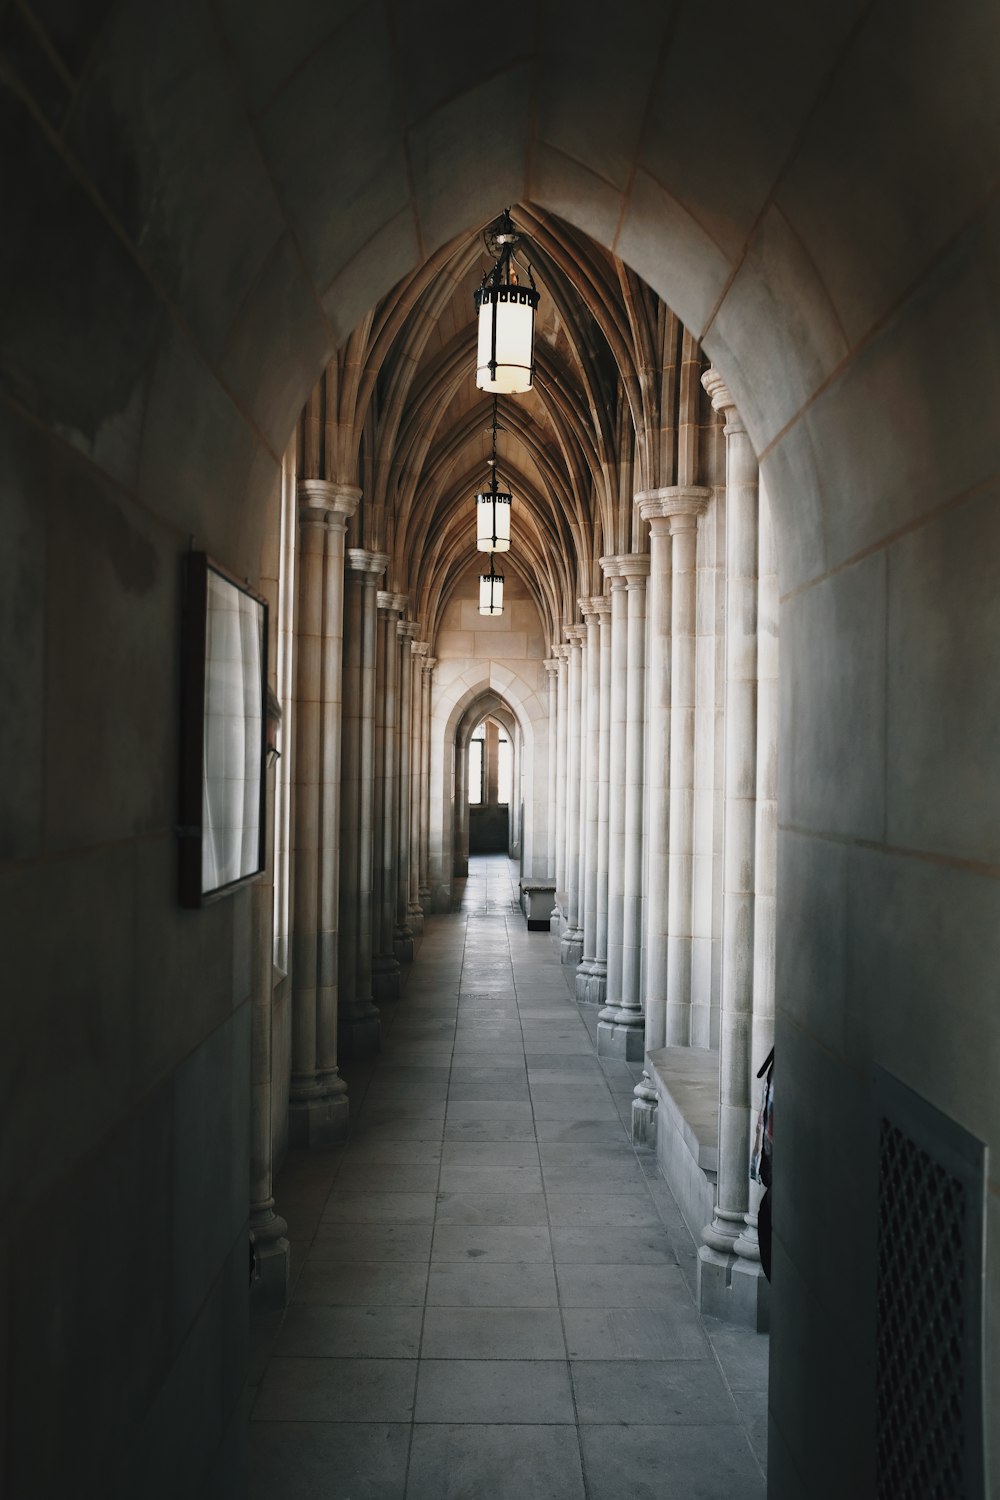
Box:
[340,549,387,1055]
[418,655,435,913]
[590,594,613,1004]
[698,370,765,1328]
[409,640,429,935]
[598,561,628,1036]
[664,489,711,1045]
[544,658,559,879]
[635,495,674,1050]
[614,555,650,1058]
[560,624,585,965]
[576,598,603,1000]
[395,618,419,962]
[289,481,360,1138]
[554,643,569,904]
[373,591,405,1002]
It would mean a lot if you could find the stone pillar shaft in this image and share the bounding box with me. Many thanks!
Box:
[544,659,559,879]
[576,600,602,999]
[374,591,405,1000]
[602,566,628,1010]
[395,621,418,959]
[554,645,569,899]
[619,560,649,1022]
[409,641,428,932]
[665,493,711,1045]
[560,625,585,964]
[419,657,435,911]
[289,481,359,1140]
[635,497,674,1052]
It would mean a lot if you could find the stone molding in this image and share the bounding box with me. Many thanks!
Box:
[377,589,408,613]
[347,548,389,577]
[701,366,746,435]
[297,479,362,531]
[564,624,587,645]
[543,658,560,676]
[397,619,419,640]
[635,486,712,527]
[412,639,430,657]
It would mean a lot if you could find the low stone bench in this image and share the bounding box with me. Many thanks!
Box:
[519,879,556,931]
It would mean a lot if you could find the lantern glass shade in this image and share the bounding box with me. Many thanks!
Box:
[479,568,505,616]
[476,488,511,552]
[475,286,538,393]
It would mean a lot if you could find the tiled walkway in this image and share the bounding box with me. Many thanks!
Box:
[250,855,768,1499]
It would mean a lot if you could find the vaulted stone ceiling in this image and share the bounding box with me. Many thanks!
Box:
[297,204,720,645]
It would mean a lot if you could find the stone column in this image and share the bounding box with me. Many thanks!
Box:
[575,598,603,1001]
[394,619,419,962]
[698,369,766,1329]
[409,640,429,935]
[373,591,405,1002]
[340,549,387,1056]
[560,624,585,965]
[608,556,650,1064]
[664,490,711,1045]
[633,494,674,1053]
[544,658,559,879]
[455,740,469,873]
[289,481,360,1141]
[579,595,612,1003]
[418,655,436,911]
[598,561,627,1032]
[554,644,569,906]
[736,480,778,1264]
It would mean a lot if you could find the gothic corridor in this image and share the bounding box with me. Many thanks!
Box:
[4,3,1000,1497]
[250,857,767,1500]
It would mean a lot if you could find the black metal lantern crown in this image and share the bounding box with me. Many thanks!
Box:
[474,209,539,395]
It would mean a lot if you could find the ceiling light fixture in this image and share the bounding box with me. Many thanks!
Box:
[479,557,505,616]
[475,208,539,394]
[476,396,512,553]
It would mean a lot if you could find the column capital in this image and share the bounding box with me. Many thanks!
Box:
[421,656,438,675]
[578,595,611,621]
[297,479,361,530]
[565,624,587,646]
[347,548,388,578]
[543,657,560,677]
[412,639,430,658]
[701,366,746,434]
[397,619,419,641]
[599,555,622,580]
[552,643,570,661]
[376,590,407,614]
[636,486,711,529]
[613,552,651,585]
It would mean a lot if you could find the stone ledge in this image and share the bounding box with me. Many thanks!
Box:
[648,1045,719,1250]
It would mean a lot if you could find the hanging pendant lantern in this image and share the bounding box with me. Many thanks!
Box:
[476,397,512,553]
[475,208,539,394]
[479,558,505,616]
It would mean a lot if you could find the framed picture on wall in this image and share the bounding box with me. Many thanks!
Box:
[178,552,269,908]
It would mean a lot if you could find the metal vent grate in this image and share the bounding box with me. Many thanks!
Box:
[874,1069,986,1500]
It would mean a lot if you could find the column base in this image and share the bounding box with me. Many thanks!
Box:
[249,1208,291,1312]
[697,1243,770,1332]
[597,1018,645,1060]
[407,902,425,938]
[372,958,401,1003]
[576,960,606,1005]
[560,927,584,966]
[419,884,431,916]
[288,1089,350,1147]
[631,1072,658,1148]
[393,929,414,965]
[338,1010,382,1059]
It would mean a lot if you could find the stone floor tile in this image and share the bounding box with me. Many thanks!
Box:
[534,1118,630,1144]
[431,1224,552,1262]
[434,1192,549,1226]
[555,1263,694,1309]
[426,1260,558,1307]
[292,1260,429,1307]
[445,1099,534,1121]
[570,1358,739,1424]
[541,1166,648,1195]
[321,1193,438,1224]
[561,1306,711,1361]
[579,1424,765,1499]
[406,1424,586,1500]
[731,1385,769,1468]
[309,1222,433,1262]
[273,1304,424,1359]
[414,1358,575,1424]
[441,1140,539,1166]
[447,1078,530,1102]
[550,1226,676,1265]
[340,1139,443,1165]
[334,1161,441,1194]
[442,1117,537,1142]
[531,1097,621,1121]
[250,1422,410,1500]
[420,1306,566,1359]
[438,1164,544,1195]
[703,1317,772,1388]
[526,1053,604,1074]
[545,1194,663,1227]
[252,1357,417,1423]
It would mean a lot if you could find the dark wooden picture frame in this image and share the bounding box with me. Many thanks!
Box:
[178,552,269,908]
